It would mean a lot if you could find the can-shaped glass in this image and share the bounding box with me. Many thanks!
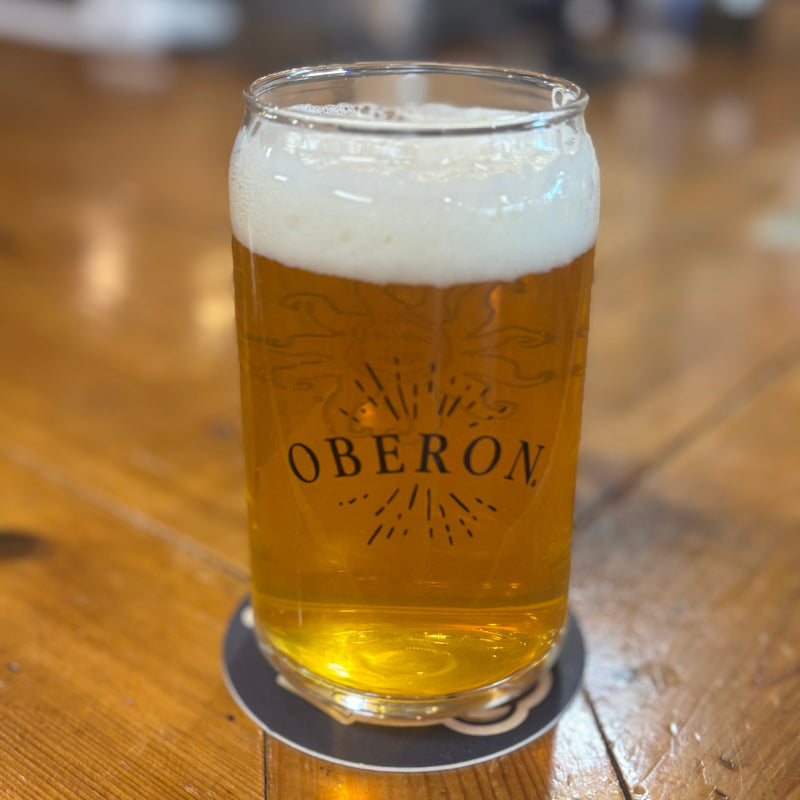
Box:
[229,63,599,724]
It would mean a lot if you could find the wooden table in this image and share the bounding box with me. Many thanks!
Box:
[1,4,799,796]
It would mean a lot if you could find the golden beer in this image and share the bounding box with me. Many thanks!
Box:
[229,64,599,721]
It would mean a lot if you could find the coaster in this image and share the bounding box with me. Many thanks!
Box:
[222,597,585,773]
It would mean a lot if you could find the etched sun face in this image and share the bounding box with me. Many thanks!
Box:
[261,275,570,548]
[354,314,449,382]
[265,280,555,427]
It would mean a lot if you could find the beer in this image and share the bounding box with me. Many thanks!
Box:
[229,65,599,721]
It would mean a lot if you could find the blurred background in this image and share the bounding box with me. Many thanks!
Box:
[0,0,784,84]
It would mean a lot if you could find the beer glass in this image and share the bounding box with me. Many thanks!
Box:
[229,64,599,724]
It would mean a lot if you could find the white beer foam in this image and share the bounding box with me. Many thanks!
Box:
[230,103,599,286]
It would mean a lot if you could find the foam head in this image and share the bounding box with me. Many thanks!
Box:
[229,102,599,286]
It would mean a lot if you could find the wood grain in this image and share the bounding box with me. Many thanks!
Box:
[0,45,249,569]
[1,1,799,796]
[576,33,800,518]
[572,359,800,800]
[265,694,625,800]
[0,451,261,800]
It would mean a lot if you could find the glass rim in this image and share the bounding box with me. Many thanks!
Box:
[243,62,589,136]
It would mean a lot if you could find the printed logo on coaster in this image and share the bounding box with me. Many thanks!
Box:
[222,597,585,773]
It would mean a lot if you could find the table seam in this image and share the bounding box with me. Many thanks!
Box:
[575,334,800,533]
[0,439,250,583]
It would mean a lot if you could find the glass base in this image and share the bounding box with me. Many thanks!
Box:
[256,623,567,726]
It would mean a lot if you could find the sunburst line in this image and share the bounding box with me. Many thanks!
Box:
[450,492,470,512]
[383,395,400,420]
[446,396,462,417]
[368,524,382,545]
[408,483,418,510]
[473,496,500,514]
[395,375,409,416]
[365,361,383,391]
[340,494,368,506]
[338,407,360,423]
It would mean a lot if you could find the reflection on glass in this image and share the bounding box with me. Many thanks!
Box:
[192,246,235,350]
[79,203,129,317]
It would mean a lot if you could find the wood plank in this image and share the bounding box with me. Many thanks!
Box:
[579,233,800,518]
[0,438,623,799]
[571,357,800,799]
[0,45,250,568]
[265,694,625,800]
[1,16,798,797]
[577,31,800,516]
[0,42,623,799]
[0,448,262,799]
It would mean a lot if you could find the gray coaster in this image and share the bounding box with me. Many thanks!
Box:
[222,597,584,773]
